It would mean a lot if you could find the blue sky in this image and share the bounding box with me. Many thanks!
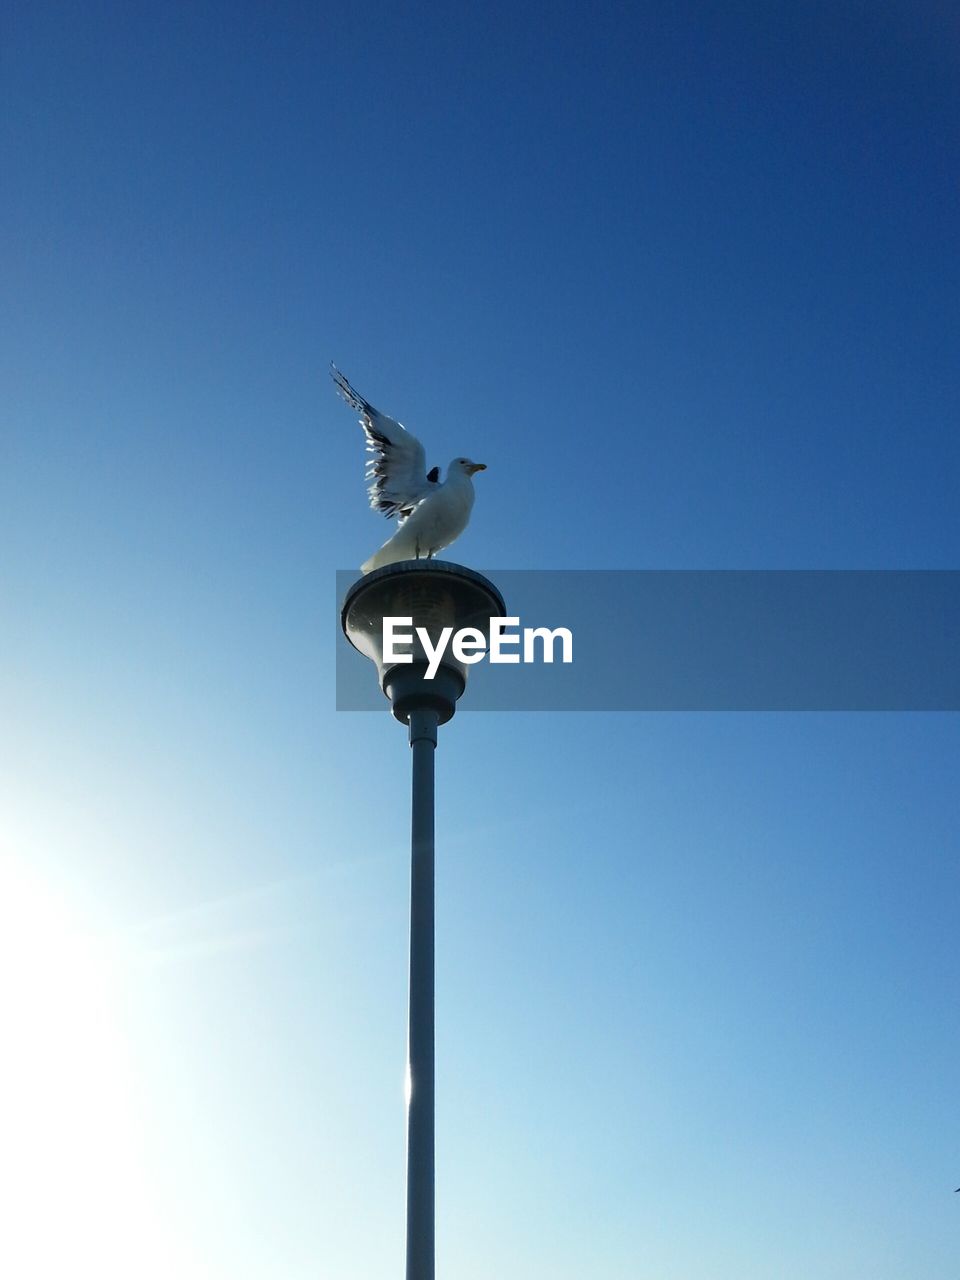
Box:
[2,2,958,1276]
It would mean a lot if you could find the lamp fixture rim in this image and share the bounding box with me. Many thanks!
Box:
[340,560,506,638]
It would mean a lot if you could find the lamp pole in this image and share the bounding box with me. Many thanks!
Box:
[406,705,437,1279]
[341,562,505,1280]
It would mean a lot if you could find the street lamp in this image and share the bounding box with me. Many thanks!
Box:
[340,560,505,1280]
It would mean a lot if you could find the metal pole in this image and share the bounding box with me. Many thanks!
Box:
[406,706,438,1280]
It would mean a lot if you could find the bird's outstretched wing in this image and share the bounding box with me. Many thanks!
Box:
[331,364,432,519]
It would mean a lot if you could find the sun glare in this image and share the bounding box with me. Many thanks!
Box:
[0,857,194,1279]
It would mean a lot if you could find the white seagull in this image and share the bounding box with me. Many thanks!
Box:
[332,365,486,574]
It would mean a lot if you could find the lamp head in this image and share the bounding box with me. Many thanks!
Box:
[340,561,505,724]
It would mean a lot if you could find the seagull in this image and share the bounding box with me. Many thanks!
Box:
[332,365,486,574]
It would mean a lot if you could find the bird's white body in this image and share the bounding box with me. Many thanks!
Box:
[361,464,478,573]
[331,365,486,574]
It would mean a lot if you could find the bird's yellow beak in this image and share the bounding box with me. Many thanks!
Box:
[467,462,487,475]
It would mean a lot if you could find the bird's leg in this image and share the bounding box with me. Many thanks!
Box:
[426,549,434,559]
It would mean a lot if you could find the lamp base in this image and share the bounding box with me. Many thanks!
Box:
[382,663,465,725]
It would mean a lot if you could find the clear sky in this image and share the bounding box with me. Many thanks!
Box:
[2,2,959,1276]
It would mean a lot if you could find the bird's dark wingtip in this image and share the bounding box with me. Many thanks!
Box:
[331,363,367,413]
